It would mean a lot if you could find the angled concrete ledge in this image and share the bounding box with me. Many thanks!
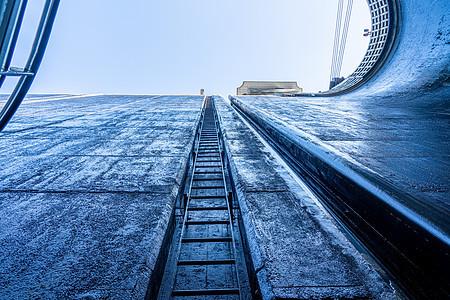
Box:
[229,95,449,297]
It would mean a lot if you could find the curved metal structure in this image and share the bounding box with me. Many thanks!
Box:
[321,0,449,99]
[0,0,60,132]
[323,0,399,94]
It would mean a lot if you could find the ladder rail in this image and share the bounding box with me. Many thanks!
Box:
[172,98,207,274]
[212,97,242,299]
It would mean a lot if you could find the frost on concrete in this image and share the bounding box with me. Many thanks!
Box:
[0,94,204,298]
[230,93,450,237]
[214,95,395,299]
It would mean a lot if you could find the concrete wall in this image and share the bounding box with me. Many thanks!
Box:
[0,94,204,299]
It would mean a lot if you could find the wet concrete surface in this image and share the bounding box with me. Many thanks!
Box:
[230,91,450,235]
[214,96,395,299]
[0,94,204,298]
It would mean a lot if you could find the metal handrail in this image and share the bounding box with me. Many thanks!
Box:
[0,0,60,132]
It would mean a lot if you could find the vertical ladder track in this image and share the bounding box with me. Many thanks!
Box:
[168,96,242,298]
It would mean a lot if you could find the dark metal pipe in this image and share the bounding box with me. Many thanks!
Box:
[0,0,60,132]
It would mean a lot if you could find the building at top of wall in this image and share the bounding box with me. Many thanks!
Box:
[237,81,303,95]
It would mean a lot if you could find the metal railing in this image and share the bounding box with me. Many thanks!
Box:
[0,0,60,132]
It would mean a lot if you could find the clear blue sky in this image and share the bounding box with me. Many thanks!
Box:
[6,0,370,95]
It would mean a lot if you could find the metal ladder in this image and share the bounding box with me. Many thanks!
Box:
[170,96,241,298]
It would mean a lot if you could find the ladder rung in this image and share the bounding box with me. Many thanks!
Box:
[0,68,34,76]
[196,159,221,162]
[178,259,235,266]
[190,195,226,199]
[186,220,229,225]
[188,206,228,211]
[194,171,222,174]
[195,165,221,168]
[196,159,220,161]
[194,171,222,175]
[197,151,219,154]
[191,186,224,189]
[193,177,223,181]
[172,288,240,296]
[181,237,232,243]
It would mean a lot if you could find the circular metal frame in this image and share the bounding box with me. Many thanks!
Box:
[321,0,401,95]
